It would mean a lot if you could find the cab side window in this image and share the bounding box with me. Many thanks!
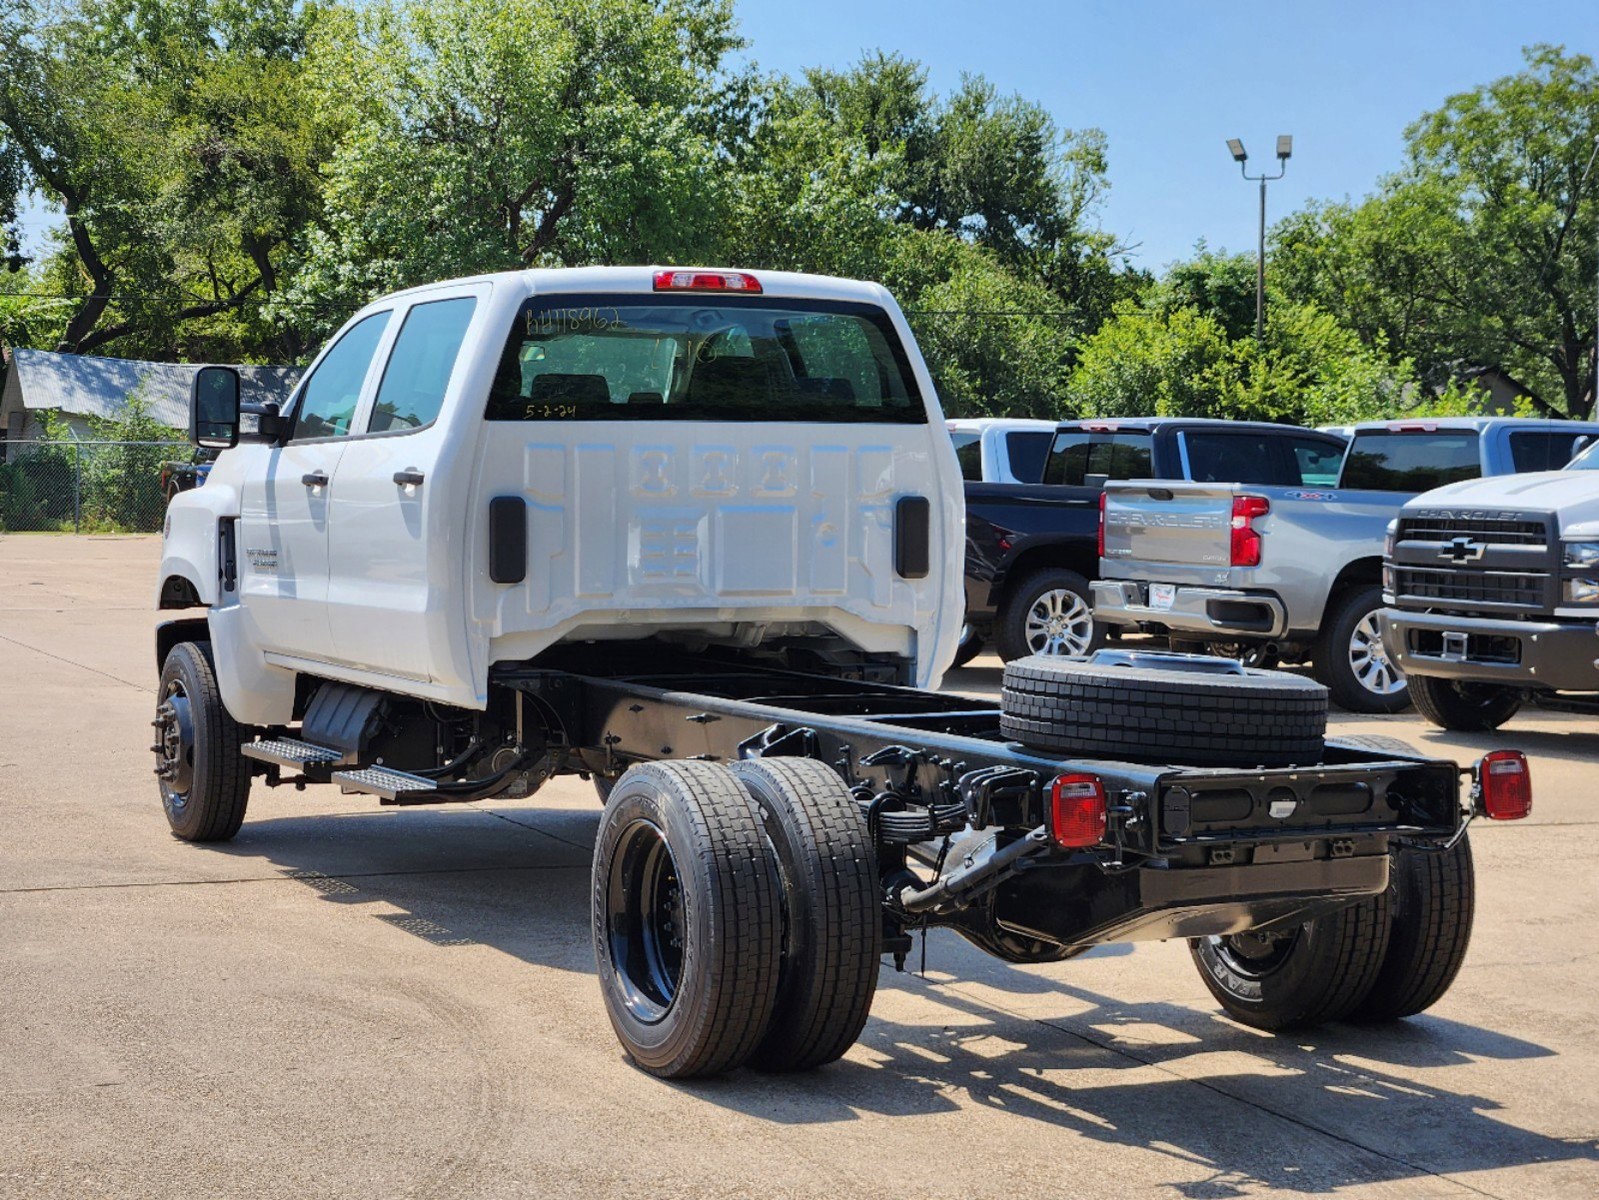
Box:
[367,297,478,433]
[291,312,392,441]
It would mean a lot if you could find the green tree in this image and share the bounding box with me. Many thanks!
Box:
[1068,295,1414,427]
[1275,45,1599,417]
[280,0,743,333]
[0,0,331,361]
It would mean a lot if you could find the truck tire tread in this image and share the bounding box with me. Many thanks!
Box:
[1349,836,1474,1022]
[591,760,783,1079]
[730,758,880,1072]
[1000,657,1326,767]
[158,641,251,842]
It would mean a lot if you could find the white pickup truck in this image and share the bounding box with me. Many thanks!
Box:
[153,267,1527,1079]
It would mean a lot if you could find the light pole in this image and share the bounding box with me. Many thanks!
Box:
[1228,135,1292,342]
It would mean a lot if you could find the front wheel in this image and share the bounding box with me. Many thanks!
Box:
[153,641,251,842]
[1408,675,1522,732]
[994,568,1104,663]
[1314,586,1410,714]
[1189,892,1390,1030]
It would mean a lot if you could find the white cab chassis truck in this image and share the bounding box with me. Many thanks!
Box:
[155,267,1527,1079]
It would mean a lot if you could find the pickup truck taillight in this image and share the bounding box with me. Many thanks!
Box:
[1097,492,1107,558]
[1230,495,1270,567]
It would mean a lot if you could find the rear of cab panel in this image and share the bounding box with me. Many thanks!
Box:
[463,268,964,697]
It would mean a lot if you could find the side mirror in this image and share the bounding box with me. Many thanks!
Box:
[1571,435,1593,464]
[191,366,241,449]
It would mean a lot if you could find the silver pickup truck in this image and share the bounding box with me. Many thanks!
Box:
[1092,417,1599,713]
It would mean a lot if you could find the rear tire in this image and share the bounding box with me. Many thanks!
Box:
[154,641,251,842]
[1408,675,1522,732]
[1314,585,1410,714]
[994,568,1104,663]
[729,758,881,1072]
[592,761,782,1079]
[1349,836,1474,1022]
[1190,892,1390,1030]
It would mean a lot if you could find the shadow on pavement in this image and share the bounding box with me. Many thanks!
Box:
[196,802,1596,1195]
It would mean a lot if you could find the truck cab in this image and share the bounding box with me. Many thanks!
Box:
[1381,437,1599,729]
[160,268,965,727]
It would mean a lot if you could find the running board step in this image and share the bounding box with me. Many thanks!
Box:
[331,765,437,801]
[241,738,346,769]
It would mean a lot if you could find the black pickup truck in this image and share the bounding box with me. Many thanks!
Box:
[959,418,1348,664]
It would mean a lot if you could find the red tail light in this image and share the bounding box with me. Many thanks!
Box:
[1097,492,1108,558]
[652,269,762,293]
[1477,750,1531,820]
[1230,494,1269,567]
[1049,774,1107,848]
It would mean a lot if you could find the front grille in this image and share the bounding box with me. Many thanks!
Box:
[1394,565,1545,609]
[1396,516,1546,545]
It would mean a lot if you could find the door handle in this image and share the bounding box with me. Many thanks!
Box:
[301,471,329,488]
[393,469,425,487]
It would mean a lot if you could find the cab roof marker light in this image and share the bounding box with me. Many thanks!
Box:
[652,270,762,294]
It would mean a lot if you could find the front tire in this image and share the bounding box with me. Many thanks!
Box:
[1314,585,1410,714]
[994,568,1103,663]
[592,761,783,1079]
[1408,675,1522,732]
[1349,836,1474,1022]
[154,641,251,842]
[1189,892,1390,1030]
[729,758,880,1072]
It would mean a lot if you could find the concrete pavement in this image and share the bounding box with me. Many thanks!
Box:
[2,534,1595,1198]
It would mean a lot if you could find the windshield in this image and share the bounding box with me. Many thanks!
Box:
[487,295,925,423]
[1568,440,1599,470]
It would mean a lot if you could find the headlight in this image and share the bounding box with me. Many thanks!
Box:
[1563,541,1599,568]
[1563,577,1599,604]
[1383,519,1397,560]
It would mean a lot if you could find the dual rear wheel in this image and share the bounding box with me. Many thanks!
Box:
[1190,835,1475,1029]
[591,758,880,1079]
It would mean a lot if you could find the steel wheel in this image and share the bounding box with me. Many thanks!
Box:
[1023,587,1095,657]
[152,679,196,819]
[605,819,686,1025]
[1348,611,1405,697]
[1199,930,1302,987]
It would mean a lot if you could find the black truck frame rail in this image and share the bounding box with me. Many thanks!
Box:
[494,647,1465,960]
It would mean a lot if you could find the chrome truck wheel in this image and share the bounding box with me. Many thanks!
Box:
[1314,585,1411,714]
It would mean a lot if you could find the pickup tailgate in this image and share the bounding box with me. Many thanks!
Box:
[1100,481,1238,574]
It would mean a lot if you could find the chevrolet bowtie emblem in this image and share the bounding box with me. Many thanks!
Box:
[1440,536,1486,563]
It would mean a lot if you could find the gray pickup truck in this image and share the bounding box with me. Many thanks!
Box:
[1380,438,1599,729]
[1093,417,1599,713]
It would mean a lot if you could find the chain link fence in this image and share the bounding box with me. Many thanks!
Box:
[0,440,194,533]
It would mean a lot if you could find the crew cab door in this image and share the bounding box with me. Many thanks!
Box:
[324,292,482,682]
[236,310,392,662]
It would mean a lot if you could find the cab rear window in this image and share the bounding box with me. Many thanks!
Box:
[1043,431,1152,485]
[1341,431,1481,491]
[486,295,925,423]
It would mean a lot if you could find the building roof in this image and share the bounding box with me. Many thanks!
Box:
[1,348,301,432]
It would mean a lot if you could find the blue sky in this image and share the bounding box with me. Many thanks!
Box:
[735,0,1596,270]
[12,0,1594,273]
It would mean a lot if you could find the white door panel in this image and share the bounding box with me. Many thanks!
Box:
[237,442,346,660]
[325,431,441,679]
